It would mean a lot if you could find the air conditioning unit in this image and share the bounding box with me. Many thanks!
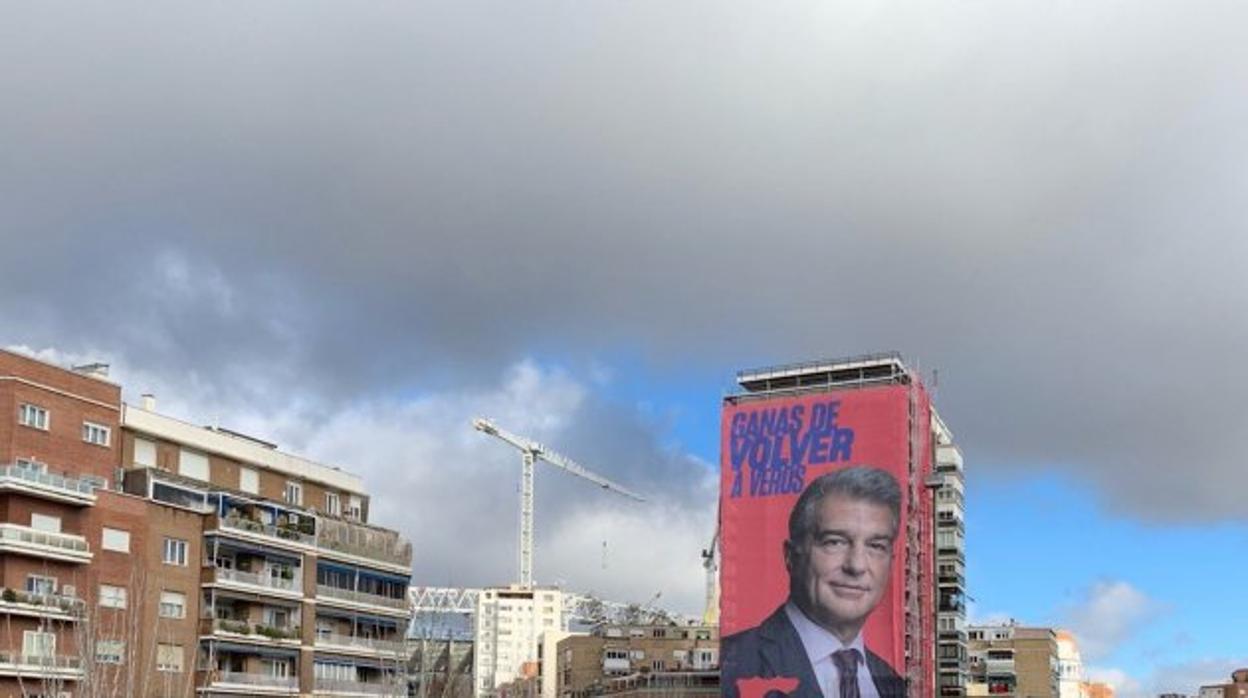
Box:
[62,585,76,598]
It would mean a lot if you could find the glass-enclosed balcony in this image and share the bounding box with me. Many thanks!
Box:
[316,563,408,616]
[314,610,406,656]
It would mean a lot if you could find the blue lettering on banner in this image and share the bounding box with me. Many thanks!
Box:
[727,401,855,498]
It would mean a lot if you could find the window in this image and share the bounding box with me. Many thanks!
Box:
[324,492,340,517]
[82,421,111,446]
[262,659,291,678]
[133,437,157,467]
[178,449,209,481]
[23,631,55,658]
[284,481,303,506]
[159,591,186,619]
[261,607,289,628]
[156,643,183,672]
[18,404,49,430]
[101,528,130,553]
[26,575,57,595]
[239,466,259,494]
[30,513,61,533]
[96,640,125,664]
[99,584,127,609]
[162,538,188,566]
[15,458,46,473]
[346,495,362,521]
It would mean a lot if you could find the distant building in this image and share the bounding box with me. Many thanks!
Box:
[1055,630,1086,698]
[556,622,718,697]
[967,623,1059,697]
[1084,681,1114,698]
[474,585,565,696]
[933,412,969,697]
[1198,668,1248,698]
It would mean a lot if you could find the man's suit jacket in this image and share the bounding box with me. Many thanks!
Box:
[720,605,906,698]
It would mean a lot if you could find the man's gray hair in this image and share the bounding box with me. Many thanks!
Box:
[787,466,902,544]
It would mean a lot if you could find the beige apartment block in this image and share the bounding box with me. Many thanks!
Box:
[555,623,718,698]
[967,623,1059,698]
[0,348,412,697]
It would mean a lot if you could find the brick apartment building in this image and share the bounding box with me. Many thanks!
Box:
[966,623,1059,697]
[555,623,718,698]
[0,348,412,697]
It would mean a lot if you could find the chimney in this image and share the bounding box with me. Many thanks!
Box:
[141,394,156,411]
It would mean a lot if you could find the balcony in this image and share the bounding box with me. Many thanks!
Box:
[202,670,299,694]
[0,523,92,563]
[201,618,303,645]
[317,518,412,571]
[0,588,86,620]
[316,585,408,614]
[0,465,97,505]
[314,632,407,656]
[206,565,304,598]
[211,515,317,549]
[314,678,406,696]
[0,652,83,680]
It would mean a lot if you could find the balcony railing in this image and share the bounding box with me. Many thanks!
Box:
[210,565,302,592]
[0,652,83,671]
[215,516,317,547]
[0,588,86,616]
[314,678,406,695]
[0,523,91,560]
[213,671,299,689]
[0,465,97,500]
[315,585,408,611]
[315,632,407,654]
[203,617,302,641]
[317,518,412,568]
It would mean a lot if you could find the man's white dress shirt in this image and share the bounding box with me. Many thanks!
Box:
[784,602,880,698]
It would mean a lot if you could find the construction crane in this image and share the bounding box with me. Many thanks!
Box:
[472,417,645,589]
[701,505,720,625]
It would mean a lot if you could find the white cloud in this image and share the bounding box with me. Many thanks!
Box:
[1062,581,1157,662]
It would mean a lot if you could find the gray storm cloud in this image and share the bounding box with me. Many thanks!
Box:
[2,1,1247,520]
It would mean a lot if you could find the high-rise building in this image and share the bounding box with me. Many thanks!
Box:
[0,347,412,696]
[933,412,969,696]
[474,585,566,697]
[967,623,1059,697]
[724,353,965,697]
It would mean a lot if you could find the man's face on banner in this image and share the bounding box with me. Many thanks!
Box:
[786,492,896,643]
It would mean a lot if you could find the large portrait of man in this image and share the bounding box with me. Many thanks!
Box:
[721,466,906,698]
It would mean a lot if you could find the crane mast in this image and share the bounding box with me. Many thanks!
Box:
[473,417,644,589]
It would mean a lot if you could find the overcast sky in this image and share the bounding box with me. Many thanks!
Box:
[3,1,1246,694]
